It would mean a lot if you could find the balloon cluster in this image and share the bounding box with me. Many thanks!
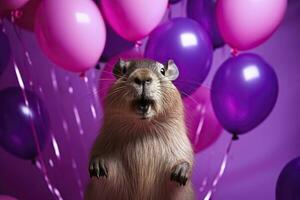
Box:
[0,0,289,198]
[95,0,285,152]
[211,0,286,139]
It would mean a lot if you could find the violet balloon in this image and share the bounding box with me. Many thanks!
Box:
[211,53,279,135]
[98,48,143,106]
[184,87,223,153]
[0,87,50,160]
[0,29,11,76]
[35,0,106,73]
[216,0,287,50]
[100,23,135,63]
[100,0,168,42]
[187,0,225,49]
[276,156,300,200]
[145,18,213,96]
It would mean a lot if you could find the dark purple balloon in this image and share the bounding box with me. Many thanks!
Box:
[0,28,11,76]
[276,157,300,200]
[145,18,213,96]
[0,87,50,160]
[187,0,225,49]
[169,0,182,4]
[100,23,135,62]
[211,53,278,135]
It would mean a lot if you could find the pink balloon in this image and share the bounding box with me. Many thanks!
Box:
[0,0,29,10]
[184,87,223,153]
[98,48,143,106]
[0,195,18,200]
[35,0,106,73]
[100,0,168,42]
[216,0,287,50]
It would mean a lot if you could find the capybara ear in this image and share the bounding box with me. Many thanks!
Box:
[113,58,130,79]
[166,59,179,81]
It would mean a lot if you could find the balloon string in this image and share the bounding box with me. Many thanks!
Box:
[4,20,62,200]
[13,23,82,200]
[11,15,33,66]
[181,0,187,17]
[51,69,85,198]
[134,40,143,55]
[168,4,173,19]
[203,138,233,200]
[13,61,63,200]
[231,48,239,57]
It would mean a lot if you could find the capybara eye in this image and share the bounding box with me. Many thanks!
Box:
[160,68,165,76]
[122,67,127,75]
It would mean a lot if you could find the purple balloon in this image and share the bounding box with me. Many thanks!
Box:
[276,156,300,200]
[0,28,11,76]
[187,0,225,49]
[0,87,50,160]
[211,53,278,135]
[100,23,135,62]
[145,18,213,96]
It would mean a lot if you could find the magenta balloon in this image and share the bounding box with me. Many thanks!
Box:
[35,0,106,73]
[216,0,287,50]
[184,87,223,153]
[145,18,213,96]
[100,0,168,42]
[98,48,143,106]
[211,53,279,135]
[0,0,29,10]
[0,195,18,200]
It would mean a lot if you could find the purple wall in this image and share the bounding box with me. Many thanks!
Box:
[0,1,299,200]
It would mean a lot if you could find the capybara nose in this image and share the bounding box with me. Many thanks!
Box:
[134,77,152,86]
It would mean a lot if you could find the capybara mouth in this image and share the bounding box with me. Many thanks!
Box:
[133,98,154,118]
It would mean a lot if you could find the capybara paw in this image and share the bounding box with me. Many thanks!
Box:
[89,157,108,179]
[170,162,190,186]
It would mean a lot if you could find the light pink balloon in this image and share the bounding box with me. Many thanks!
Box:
[184,87,223,153]
[100,0,168,42]
[98,48,143,106]
[216,0,287,50]
[35,0,106,73]
[0,195,18,200]
[0,0,29,10]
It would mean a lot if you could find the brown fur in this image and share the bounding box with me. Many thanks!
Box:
[85,60,194,200]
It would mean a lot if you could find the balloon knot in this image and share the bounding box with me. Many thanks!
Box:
[231,48,239,57]
[232,133,239,141]
[11,10,23,19]
[134,40,143,48]
[79,72,86,79]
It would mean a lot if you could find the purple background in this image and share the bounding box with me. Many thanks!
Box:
[0,1,300,200]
